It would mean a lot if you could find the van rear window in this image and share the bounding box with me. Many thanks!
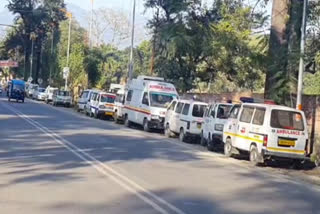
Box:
[270,110,304,131]
[192,104,206,117]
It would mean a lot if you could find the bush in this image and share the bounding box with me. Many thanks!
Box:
[311,135,320,167]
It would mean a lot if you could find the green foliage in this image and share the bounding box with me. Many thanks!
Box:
[145,0,268,93]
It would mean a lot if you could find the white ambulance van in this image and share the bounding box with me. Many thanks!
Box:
[164,99,207,143]
[113,88,125,123]
[123,76,179,132]
[202,103,233,150]
[223,103,309,166]
[88,91,116,119]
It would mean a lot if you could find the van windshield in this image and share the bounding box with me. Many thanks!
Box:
[39,88,45,92]
[150,92,176,108]
[101,94,116,103]
[217,104,232,119]
[81,91,89,99]
[13,84,24,91]
[270,110,304,131]
[58,91,70,96]
[192,104,206,117]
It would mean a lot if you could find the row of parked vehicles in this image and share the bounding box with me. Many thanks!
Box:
[26,84,72,107]
[74,76,311,167]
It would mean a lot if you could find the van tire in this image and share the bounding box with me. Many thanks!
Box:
[143,119,150,132]
[165,124,174,138]
[124,115,131,128]
[200,132,207,147]
[249,145,263,166]
[224,138,233,157]
[179,128,186,142]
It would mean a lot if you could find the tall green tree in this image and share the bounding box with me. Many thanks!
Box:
[6,0,66,83]
[265,0,304,105]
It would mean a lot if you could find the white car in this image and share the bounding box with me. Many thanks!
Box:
[165,99,207,143]
[44,87,58,104]
[52,90,72,107]
[77,89,97,112]
[223,103,310,166]
[201,103,233,150]
[87,91,116,119]
[27,84,39,98]
[33,87,46,101]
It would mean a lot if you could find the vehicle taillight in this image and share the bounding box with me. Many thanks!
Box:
[305,139,309,155]
[263,135,268,147]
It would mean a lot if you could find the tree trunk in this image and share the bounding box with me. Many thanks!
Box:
[265,0,303,105]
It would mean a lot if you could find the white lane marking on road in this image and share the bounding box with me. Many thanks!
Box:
[2,103,187,214]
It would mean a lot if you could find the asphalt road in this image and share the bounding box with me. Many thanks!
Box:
[0,95,320,214]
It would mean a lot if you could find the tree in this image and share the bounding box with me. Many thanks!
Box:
[265,0,304,105]
[6,0,66,83]
[145,0,268,93]
[91,8,130,47]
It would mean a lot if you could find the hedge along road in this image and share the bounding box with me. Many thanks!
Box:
[0,96,320,214]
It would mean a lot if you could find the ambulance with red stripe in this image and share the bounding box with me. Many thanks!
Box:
[223,102,310,165]
[123,76,178,132]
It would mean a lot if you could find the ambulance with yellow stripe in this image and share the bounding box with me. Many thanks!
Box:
[223,102,310,165]
[123,76,178,132]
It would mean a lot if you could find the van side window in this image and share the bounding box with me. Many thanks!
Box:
[182,104,190,115]
[240,107,254,123]
[169,101,177,110]
[229,105,240,119]
[252,108,266,125]
[142,92,149,105]
[175,102,184,114]
[204,107,208,117]
[126,90,133,101]
[210,107,216,118]
[91,93,97,101]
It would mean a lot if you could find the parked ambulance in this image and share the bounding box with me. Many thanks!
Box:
[223,102,310,166]
[165,99,207,143]
[123,76,179,131]
[202,103,233,150]
[87,91,116,119]
[113,88,125,123]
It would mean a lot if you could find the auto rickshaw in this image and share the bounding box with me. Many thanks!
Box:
[8,79,25,103]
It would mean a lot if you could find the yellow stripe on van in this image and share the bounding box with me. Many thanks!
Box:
[267,147,305,155]
[224,132,263,144]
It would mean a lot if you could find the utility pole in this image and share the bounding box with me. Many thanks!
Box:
[49,28,54,84]
[89,0,94,48]
[66,12,72,90]
[29,32,37,82]
[150,7,159,76]
[128,0,136,81]
[296,0,308,110]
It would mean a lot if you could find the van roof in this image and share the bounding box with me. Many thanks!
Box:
[177,99,207,105]
[242,103,303,113]
[99,91,116,96]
